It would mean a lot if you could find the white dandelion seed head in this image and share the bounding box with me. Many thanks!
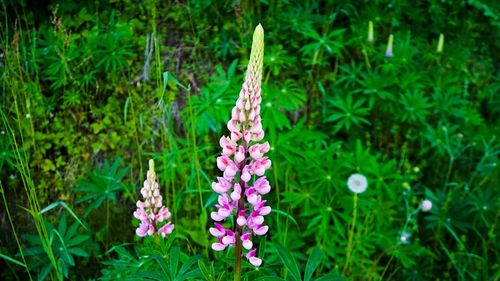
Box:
[347,173,368,194]
[26,113,31,119]
[421,199,432,212]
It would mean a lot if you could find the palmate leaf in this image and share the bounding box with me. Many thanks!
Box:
[23,214,92,281]
[325,93,371,132]
[191,61,238,134]
[74,158,129,216]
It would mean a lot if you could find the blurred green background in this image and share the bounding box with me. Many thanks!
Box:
[0,0,499,280]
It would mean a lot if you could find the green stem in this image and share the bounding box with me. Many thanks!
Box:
[106,199,110,248]
[186,90,208,255]
[344,193,358,274]
[0,182,33,281]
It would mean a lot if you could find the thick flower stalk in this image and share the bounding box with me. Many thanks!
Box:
[210,24,271,270]
[133,159,174,238]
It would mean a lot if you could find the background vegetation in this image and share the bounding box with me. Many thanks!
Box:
[1,0,499,280]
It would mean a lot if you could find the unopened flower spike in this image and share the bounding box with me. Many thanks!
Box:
[210,24,271,271]
[133,159,174,238]
[436,33,444,53]
[368,21,374,42]
[385,34,394,58]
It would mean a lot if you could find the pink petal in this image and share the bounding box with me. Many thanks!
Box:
[253,225,269,236]
[243,240,253,250]
[249,256,262,267]
[209,227,225,237]
[211,212,224,221]
[212,242,227,251]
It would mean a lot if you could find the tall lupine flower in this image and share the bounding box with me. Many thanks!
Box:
[210,24,271,271]
[134,159,174,238]
[385,34,394,58]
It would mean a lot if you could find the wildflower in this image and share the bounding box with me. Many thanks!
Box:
[245,248,262,267]
[399,231,411,244]
[367,21,374,42]
[347,173,368,194]
[385,34,394,58]
[421,199,432,212]
[436,33,444,53]
[210,24,271,268]
[133,159,174,238]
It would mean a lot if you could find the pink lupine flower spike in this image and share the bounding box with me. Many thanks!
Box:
[209,24,271,275]
[134,159,174,238]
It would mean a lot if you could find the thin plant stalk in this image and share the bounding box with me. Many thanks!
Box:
[344,193,358,274]
[187,89,209,255]
[1,111,62,280]
[0,182,33,281]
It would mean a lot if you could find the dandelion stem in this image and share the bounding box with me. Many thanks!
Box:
[344,193,358,274]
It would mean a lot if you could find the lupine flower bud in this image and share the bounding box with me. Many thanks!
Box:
[209,24,270,267]
[368,21,374,42]
[437,33,444,53]
[134,160,174,238]
[385,34,394,58]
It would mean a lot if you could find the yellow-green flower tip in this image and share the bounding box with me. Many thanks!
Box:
[247,24,264,80]
[148,159,155,173]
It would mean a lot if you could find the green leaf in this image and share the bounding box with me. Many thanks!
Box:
[0,252,27,268]
[275,244,302,281]
[39,201,88,230]
[272,208,299,227]
[170,246,180,279]
[304,247,322,281]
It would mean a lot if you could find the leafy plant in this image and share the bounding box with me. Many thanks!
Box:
[325,93,371,132]
[257,245,344,281]
[74,158,130,217]
[22,214,93,281]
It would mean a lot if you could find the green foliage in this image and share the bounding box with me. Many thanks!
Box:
[74,158,130,217]
[100,239,201,281]
[1,0,499,280]
[22,214,93,281]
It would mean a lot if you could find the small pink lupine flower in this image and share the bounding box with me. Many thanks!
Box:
[254,177,271,194]
[136,220,154,237]
[245,249,262,267]
[158,223,174,238]
[212,238,228,251]
[210,24,270,268]
[134,160,174,238]
[241,232,253,250]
